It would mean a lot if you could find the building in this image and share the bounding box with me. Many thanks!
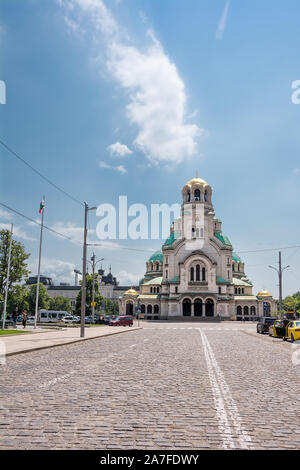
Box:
[119,176,277,320]
[26,269,139,311]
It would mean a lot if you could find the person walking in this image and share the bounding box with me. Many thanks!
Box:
[22,310,28,329]
[12,307,18,328]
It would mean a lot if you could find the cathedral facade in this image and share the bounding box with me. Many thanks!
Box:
[119,177,277,320]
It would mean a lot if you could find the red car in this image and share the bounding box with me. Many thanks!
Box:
[109,316,133,327]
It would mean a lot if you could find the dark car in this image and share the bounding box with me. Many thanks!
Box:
[257,316,276,334]
[103,315,112,325]
[109,316,133,327]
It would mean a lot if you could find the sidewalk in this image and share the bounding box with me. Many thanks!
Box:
[1,324,141,356]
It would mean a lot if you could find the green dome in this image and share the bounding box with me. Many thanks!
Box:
[232,252,242,263]
[149,250,163,262]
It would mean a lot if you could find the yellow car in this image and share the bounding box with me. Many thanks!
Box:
[269,319,289,338]
[285,321,300,342]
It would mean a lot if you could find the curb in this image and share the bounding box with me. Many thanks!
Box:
[5,327,142,357]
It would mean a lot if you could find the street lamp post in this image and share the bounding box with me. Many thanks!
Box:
[2,224,13,330]
[269,251,290,315]
[80,203,97,338]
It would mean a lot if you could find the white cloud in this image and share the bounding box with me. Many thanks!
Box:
[58,0,203,166]
[0,208,13,219]
[216,0,231,40]
[107,142,132,157]
[116,269,141,286]
[0,223,36,241]
[29,257,77,285]
[99,160,127,174]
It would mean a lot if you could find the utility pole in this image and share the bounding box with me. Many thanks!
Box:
[80,203,97,338]
[34,197,45,329]
[269,251,290,315]
[2,224,13,329]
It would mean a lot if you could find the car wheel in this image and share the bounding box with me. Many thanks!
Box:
[291,334,294,343]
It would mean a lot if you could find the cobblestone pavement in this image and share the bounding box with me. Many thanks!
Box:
[0,322,299,450]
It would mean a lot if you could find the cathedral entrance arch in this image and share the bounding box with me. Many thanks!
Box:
[126,302,133,315]
[183,298,191,316]
[205,299,214,317]
[194,298,203,316]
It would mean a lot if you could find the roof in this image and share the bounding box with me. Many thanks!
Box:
[216,276,231,285]
[257,290,272,298]
[143,276,163,286]
[232,252,242,263]
[233,277,253,287]
[184,177,209,187]
[124,287,139,296]
[149,250,163,262]
[214,232,232,246]
[163,232,180,246]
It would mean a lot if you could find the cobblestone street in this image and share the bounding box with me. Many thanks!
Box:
[0,322,299,450]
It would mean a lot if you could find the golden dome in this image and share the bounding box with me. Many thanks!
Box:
[184,177,209,188]
[257,290,272,298]
[124,287,139,297]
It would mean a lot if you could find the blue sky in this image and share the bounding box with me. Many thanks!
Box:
[0,0,300,296]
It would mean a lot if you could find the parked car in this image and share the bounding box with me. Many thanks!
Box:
[61,315,77,324]
[109,315,133,327]
[85,316,93,324]
[103,315,112,325]
[26,316,35,324]
[256,317,276,334]
[285,320,300,342]
[269,319,290,338]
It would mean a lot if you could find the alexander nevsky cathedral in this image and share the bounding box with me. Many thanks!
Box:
[119,177,277,320]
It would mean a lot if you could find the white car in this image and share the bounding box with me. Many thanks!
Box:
[61,315,77,324]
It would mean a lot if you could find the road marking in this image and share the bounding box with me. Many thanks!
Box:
[198,328,252,450]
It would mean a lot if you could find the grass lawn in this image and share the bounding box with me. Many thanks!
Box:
[0,329,29,335]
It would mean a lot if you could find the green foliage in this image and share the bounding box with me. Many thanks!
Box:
[104,299,119,315]
[75,274,104,315]
[26,283,50,314]
[0,229,30,299]
[283,291,300,314]
[7,284,29,314]
[49,295,72,313]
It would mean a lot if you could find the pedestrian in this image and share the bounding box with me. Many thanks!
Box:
[22,310,28,329]
[12,306,18,328]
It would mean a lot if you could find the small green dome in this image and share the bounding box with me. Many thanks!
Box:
[149,250,163,262]
[232,252,242,263]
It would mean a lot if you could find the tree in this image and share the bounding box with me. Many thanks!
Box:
[27,283,50,314]
[49,295,72,313]
[104,299,119,315]
[7,284,29,314]
[0,229,30,300]
[283,291,300,314]
[75,274,104,315]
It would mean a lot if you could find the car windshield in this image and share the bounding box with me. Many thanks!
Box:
[112,317,120,321]
[294,322,300,327]
[275,321,284,326]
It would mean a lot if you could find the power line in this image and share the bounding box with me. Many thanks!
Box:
[0,202,83,244]
[0,139,84,206]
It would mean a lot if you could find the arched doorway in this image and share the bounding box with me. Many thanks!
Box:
[237,306,242,319]
[126,302,133,315]
[154,305,159,314]
[183,298,191,316]
[205,299,214,317]
[194,299,203,316]
[140,304,145,314]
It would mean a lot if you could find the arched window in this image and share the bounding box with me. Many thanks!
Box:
[204,190,207,202]
[147,305,152,314]
[238,288,241,294]
[156,263,159,271]
[190,267,194,281]
[141,304,145,313]
[237,306,242,315]
[150,287,153,293]
[187,191,190,202]
[154,305,159,314]
[202,267,206,281]
[244,306,249,315]
[196,264,200,281]
[194,189,200,201]
[250,306,256,315]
